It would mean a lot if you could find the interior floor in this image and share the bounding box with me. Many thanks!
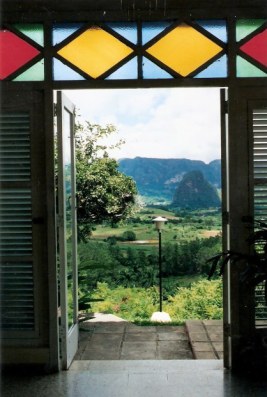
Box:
[2,360,267,397]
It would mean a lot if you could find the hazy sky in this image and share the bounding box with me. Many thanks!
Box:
[64,87,221,163]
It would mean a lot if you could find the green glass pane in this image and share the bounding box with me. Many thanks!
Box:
[236,19,266,42]
[13,59,44,81]
[236,56,267,77]
[13,24,44,46]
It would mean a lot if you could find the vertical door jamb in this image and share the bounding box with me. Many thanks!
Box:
[220,88,231,369]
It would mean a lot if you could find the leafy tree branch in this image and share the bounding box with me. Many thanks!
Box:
[75,119,137,241]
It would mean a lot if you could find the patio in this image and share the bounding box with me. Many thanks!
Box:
[74,313,223,360]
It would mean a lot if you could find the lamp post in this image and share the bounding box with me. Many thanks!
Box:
[153,216,167,312]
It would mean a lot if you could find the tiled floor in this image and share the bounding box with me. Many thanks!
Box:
[2,316,267,397]
[3,360,267,397]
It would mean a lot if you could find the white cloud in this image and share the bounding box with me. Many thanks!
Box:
[63,87,221,163]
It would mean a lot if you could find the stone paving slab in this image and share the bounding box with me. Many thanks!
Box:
[121,341,157,359]
[185,319,223,360]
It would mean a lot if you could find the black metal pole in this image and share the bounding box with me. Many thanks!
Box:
[159,229,162,312]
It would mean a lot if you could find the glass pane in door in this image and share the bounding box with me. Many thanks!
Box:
[63,108,75,328]
[57,91,78,369]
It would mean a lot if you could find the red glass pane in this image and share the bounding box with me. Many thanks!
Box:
[0,30,40,79]
[240,28,267,67]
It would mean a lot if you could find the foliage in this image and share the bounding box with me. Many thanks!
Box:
[121,230,136,241]
[162,235,222,277]
[207,220,267,305]
[77,233,222,307]
[75,120,137,241]
[106,230,137,243]
[89,279,223,324]
[167,279,223,322]
[78,241,120,290]
[78,241,158,292]
[76,204,222,319]
[90,282,158,322]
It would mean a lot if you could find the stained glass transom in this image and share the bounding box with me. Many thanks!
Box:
[0,29,41,80]
[0,20,267,81]
[57,26,134,79]
[145,23,223,77]
[236,19,267,78]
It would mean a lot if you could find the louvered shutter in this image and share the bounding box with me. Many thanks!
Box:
[253,107,267,321]
[0,112,35,331]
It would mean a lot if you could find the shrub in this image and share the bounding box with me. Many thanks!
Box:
[166,279,223,322]
[90,282,158,322]
[89,279,223,324]
[121,230,137,241]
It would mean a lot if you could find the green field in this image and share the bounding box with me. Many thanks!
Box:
[91,206,221,249]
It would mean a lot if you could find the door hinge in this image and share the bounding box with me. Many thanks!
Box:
[224,322,231,336]
[54,103,58,117]
[56,214,63,228]
[222,211,229,224]
[223,100,229,114]
[59,324,64,339]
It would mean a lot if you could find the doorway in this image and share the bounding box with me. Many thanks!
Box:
[56,87,224,365]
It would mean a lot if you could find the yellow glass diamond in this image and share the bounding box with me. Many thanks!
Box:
[146,23,223,77]
[58,26,133,78]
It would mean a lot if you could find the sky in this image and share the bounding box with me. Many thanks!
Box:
[64,87,221,164]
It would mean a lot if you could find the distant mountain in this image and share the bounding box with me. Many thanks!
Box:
[171,170,221,209]
[118,157,221,202]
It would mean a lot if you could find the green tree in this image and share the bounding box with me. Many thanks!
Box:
[75,120,137,241]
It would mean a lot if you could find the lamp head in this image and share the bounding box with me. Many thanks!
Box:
[153,216,167,231]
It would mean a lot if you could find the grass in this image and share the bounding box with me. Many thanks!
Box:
[133,319,185,326]
[91,220,221,251]
[138,207,177,219]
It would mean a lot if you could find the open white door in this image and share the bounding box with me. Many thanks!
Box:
[56,91,78,369]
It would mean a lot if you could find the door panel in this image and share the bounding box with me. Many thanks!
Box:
[0,91,47,342]
[227,86,267,372]
[57,91,78,369]
[250,101,267,322]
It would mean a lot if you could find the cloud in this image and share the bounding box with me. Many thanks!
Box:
[64,87,221,163]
